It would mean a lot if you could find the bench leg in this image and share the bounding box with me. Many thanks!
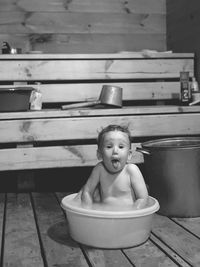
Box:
[17,171,35,192]
[16,144,36,192]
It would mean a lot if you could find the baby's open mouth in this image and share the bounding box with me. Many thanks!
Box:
[111,158,120,169]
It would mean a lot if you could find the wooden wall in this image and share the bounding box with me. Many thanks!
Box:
[166,0,200,81]
[0,0,166,53]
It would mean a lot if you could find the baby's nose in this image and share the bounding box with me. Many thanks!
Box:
[112,146,119,154]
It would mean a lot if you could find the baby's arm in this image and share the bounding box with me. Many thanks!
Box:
[128,164,149,209]
[78,163,101,207]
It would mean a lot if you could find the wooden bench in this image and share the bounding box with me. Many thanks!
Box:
[0,191,200,266]
[1,53,200,265]
[0,52,199,180]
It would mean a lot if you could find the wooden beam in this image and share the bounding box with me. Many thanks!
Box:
[0,57,194,81]
[0,144,143,171]
[0,113,200,142]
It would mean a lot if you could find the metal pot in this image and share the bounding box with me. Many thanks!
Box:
[137,137,200,217]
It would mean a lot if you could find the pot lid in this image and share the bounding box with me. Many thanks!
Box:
[142,137,200,149]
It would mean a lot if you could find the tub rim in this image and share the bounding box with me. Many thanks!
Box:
[61,193,159,218]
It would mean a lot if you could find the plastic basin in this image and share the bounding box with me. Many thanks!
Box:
[61,193,159,249]
[0,87,34,111]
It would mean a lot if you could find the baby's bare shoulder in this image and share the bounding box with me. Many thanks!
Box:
[95,161,103,169]
[93,162,104,174]
[126,163,140,174]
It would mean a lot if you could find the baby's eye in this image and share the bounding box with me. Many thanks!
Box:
[106,144,112,149]
[119,145,125,149]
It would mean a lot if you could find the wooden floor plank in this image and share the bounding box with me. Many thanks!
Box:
[2,192,200,267]
[3,193,44,267]
[0,194,5,265]
[152,214,200,266]
[150,234,191,267]
[82,246,132,267]
[171,217,200,238]
[123,237,180,267]
[32,192,89,267]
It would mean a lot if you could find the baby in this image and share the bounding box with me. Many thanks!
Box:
[76,124,148,209]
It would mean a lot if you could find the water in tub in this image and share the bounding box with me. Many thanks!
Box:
[68,193,151,212]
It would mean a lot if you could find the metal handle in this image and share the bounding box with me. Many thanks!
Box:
[189,99,200,106]
[136,147,150,155]
[61,100,100,110]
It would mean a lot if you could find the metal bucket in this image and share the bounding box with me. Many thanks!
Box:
[137,137,200,217]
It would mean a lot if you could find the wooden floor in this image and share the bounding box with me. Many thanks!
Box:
[0,193,200,267]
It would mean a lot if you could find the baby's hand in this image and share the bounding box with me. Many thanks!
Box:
[81,192,92,205]
[81,191,93,208]
[134,198,148,209]
[73,191,82,202]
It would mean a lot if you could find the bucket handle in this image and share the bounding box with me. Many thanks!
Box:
[136,147,150,155]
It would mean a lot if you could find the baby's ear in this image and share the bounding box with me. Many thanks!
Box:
[97,149,102,160]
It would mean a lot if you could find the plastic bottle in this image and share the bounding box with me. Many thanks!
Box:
[30,83,42,110]
[190,77,199,92]
[180,71,191,105]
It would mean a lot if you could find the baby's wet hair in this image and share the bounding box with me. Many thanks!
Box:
[97,124,132,149]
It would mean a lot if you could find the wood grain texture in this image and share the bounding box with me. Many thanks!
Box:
[0,51,197,174]
[0,81,183,103]
[150,234,190,267]
[171,217,200,238]
[0,113,200,142]
[0,58,194,81]
[0,33,167,53]
[83,247,132,267]
[0,52,194,59]
[0,105,199,120]
[0,0,166,53]
[21,13,165,34]
[31,192,89,266]
[0,194,5,265]
[152,214,200,266]
[123,238,179,267]
[0,0,166,13]
[27,82,181,103]
[3,193,44,267]
[0,192,199,266]
[0,144,143,171]
[0,12,165,35]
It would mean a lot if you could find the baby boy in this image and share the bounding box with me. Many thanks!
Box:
[76,124,148,209]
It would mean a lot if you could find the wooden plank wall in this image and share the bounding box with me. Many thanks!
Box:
[0,0,166,53]
[166,0,200,82]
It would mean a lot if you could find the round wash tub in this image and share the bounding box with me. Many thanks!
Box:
[61,193,159,249]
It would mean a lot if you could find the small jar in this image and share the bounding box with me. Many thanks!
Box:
[30,83,42,110]
[190,77,199,92]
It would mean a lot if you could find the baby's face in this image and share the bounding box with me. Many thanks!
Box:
[98,130,132,173]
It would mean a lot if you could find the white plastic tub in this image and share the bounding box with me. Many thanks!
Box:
[61,193,159,249]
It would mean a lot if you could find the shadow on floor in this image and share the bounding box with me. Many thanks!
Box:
[47,221,79,247]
